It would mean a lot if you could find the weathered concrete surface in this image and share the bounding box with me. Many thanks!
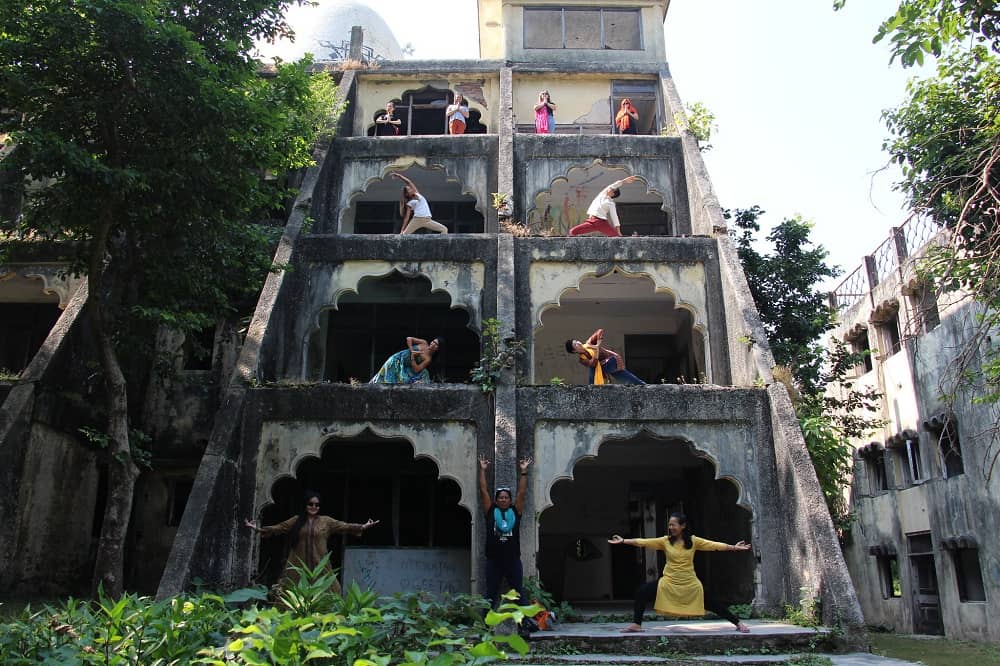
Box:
[513,237,730,385]
[513,135,691,237]
[0,282,88,594]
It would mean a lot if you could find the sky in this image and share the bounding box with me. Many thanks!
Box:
[276,1,928,288]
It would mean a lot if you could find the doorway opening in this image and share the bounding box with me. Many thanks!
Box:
[315,272,479,383]
[535,271,705,385]
[537,433,752,606]
[260,435,471,590]
[366,87,487,136]
[343,165,484,234]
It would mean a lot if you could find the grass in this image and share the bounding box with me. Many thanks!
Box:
[869,633,1000,666]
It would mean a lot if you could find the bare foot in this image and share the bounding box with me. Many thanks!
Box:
[736,621,750,633]
[620,624,644,633]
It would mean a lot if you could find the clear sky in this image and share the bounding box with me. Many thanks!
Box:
[281,1,925,288]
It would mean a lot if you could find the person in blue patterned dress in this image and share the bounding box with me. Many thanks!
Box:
[369,336,443,384]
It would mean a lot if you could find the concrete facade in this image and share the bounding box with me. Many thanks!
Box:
[0,0,863,629]
[829,218,1000,641]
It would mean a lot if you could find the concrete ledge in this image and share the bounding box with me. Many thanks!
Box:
[295,234,497,262]
[515,236,714,263]
[334,134,498,158]
[515,135,684,160]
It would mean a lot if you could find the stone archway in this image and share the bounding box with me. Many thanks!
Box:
[525,164,670,236]
[536,433,753,606]
[531,267,709,384]
[256,428,475,594]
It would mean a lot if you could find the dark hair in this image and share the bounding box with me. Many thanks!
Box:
[432,337,444,350]
[494,487,512,501]
[564,339,576,354]
[667,512,693,549]
[609,188,621,199]
[290,490,321,548]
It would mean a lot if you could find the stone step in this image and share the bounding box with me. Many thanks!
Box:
[526,620,839,658]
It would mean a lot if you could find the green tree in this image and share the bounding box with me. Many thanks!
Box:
[0,0,336,595]
[837,0,1000,477]
[727,207,840,395]
[730,207,882,533]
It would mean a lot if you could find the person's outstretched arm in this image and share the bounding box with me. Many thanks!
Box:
[514,456,532,514]
[478,454,492,509]
[391,172,419,195]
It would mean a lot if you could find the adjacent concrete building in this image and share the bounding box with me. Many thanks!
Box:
[0,0,863,627]
[829,217,1000,641]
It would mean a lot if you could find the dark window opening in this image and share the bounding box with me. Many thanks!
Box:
[876,554,901,599]
[910,285,940,334]
[847,330,873,375]
[260,437,471,586]
[524,7,642,50]
[369,88,487,136]
[952,548,986,602]
[867,452,889,494]
[167,479,194,527]
[617,203,671,236]
[322,273,479,383]
[926,416,963,478]
[624,330,699,384]
[904,438,923,483]
[611,80,659,135]
[92,464,109,538]
[354,201,484,235]
[0,302,62,376]
[875,313,902,357]
[907,532,944,635]
[182,326,216,371]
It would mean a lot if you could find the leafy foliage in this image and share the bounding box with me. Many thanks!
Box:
[662,101,716,152]
[727,207,840,395]
[839,0,1000,476]
[731,207,883,533]
[0,560,537,665]
[470,318,525,393]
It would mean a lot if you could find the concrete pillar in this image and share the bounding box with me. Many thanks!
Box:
[495,67,514,234]
[349,26,363,62]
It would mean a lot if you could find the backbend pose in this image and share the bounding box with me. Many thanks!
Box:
[608,513,751,633]
[370,336,443,384]
[392,172,449,235]
[245,490,379,595]
[533,90,556,134]
[567,175,639,237]
[478,453,533,609]
[374,101,402,136]
[565,328,646,385]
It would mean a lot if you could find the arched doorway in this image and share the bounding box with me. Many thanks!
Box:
[343,165,484,234]
[259,434,472,593]
[365,87,487,136]
[526,166,669,236]
[537,434,752,607]
[316,271,480,383]
[535,271,705,385]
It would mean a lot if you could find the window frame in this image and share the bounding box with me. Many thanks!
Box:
[523,7,643,51]
[952,547,986,603]
[875,554,902,599]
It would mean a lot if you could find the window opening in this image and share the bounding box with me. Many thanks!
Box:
[611,80,658,135]
[0,302,62,375]
[624,332,697,384]
[910,285,940,334]
[524,7,642,50]
[925,414,963,477]
[951,547,986,602]
[846,328,873,375]
[167,479,194,527]
[617,203,671,236]
[876,312,902,357]
[874,553,901,599]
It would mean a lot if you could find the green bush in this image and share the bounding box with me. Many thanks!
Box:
[0,560,538,665]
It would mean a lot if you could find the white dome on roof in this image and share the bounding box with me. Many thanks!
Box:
[258,1,403,62]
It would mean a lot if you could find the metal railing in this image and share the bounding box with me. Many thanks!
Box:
[830,213,945,312]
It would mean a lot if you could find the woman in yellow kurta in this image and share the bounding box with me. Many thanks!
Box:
[245,490,379,594]
[608,513,751,633]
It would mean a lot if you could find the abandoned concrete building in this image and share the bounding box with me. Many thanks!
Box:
[1,0,864,628]
[828,217,1000,642]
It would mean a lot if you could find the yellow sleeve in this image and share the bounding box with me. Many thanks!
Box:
[631,537,667,551]
[258,516,298,538]
[693,535,729,551]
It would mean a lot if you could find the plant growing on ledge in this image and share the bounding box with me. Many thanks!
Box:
[470,318,525,393]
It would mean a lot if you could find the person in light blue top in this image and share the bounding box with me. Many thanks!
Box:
[445,93,470,135]
[370,336,443,384]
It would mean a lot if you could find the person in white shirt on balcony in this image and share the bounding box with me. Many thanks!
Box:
[568,175,639,237]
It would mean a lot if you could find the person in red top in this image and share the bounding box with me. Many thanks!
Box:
[564,328,646,385]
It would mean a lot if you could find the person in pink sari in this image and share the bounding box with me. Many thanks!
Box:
[533,90,556,134]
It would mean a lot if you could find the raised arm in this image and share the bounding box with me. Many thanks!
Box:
[391,172,418,195]
[585,328,605,346]
[514,456,532,514]
[406,336,429,351]
[478,454,492,508]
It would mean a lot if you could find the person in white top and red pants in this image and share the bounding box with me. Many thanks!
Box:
[568,176,639,237]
